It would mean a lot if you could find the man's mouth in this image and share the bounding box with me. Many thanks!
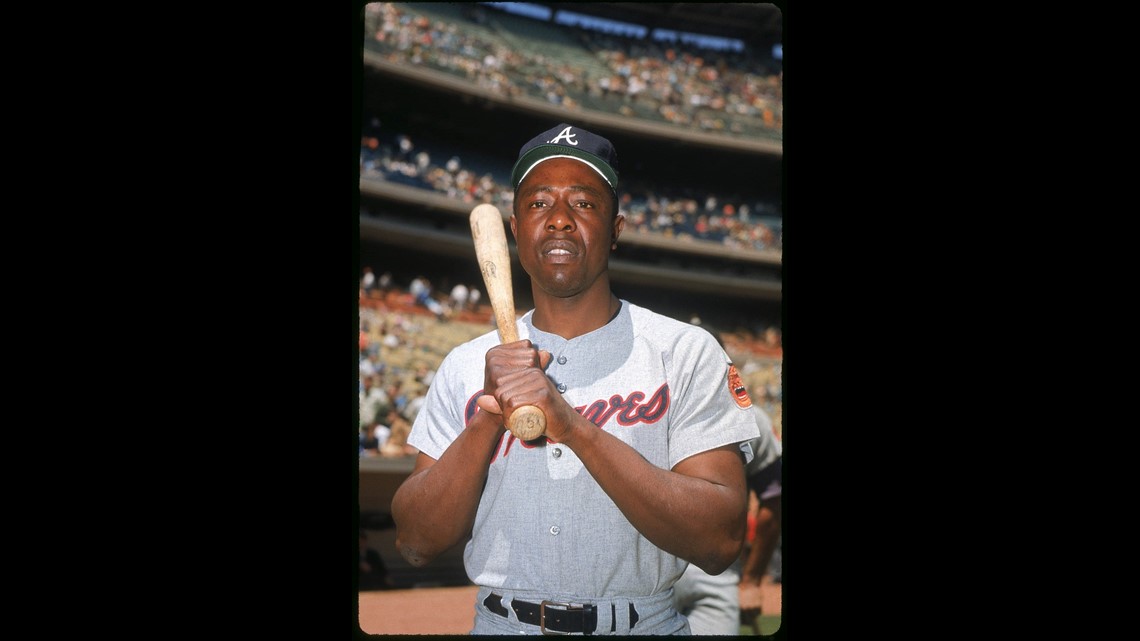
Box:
[541,241,578,257]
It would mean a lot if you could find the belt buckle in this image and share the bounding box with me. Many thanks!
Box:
[540,600,582,635]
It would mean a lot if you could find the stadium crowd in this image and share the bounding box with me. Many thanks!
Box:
[360,3,783,255]
[360,128,782,254]
[363,2,782,139]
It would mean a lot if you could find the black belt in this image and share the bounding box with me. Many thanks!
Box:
[483,593,639,634]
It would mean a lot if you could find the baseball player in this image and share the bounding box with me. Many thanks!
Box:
[390,123,761,635]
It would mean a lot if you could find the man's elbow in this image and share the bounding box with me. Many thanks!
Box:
[693,536,745,575]
[394,534,436,568]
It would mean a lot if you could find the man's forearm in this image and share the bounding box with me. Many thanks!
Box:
[562,422,747,574]
[392,413,504,566]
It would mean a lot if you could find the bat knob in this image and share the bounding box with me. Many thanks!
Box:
[508,406,547,441]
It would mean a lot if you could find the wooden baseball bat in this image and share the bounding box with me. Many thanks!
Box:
[469,203,547,441]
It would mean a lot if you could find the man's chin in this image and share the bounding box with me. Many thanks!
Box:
[538,281,587,299]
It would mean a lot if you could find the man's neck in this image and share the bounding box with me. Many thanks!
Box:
[530,289,620,340]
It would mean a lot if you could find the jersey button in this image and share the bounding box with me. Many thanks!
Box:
[557,355,567,365]
[552,447,562,458]
[557,383,567,393]
[549,525,560,535]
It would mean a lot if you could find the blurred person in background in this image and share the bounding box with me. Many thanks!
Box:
[379,407,415,458]
[359,374,391,433]
[361,266,376,299]
[402,382,428,426]
[410,275,447,319]
[360,425,380,457]
[450,282,471,313]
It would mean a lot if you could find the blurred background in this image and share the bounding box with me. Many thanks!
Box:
[355,3,783,629]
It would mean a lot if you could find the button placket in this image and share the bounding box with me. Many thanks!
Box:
[552,352,568,395]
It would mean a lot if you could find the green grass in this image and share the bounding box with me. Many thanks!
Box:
[740,614,781,636]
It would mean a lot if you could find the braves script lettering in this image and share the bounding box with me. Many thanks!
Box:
[466,384,671,463]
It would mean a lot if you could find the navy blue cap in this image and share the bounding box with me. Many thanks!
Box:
[510,123,619,193]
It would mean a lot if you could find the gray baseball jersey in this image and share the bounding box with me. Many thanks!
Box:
[407,300,759,603]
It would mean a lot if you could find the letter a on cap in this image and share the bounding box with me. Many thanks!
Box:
[547,126,578,146]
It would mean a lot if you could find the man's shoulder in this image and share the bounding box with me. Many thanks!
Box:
[627,302,685,328]
[628,303,716,344]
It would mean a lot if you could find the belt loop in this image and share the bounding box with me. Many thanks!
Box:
[612,599,631,634]
[501,594,520,626]
[594,600,613,634]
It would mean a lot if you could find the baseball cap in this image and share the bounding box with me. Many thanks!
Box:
[510,123,619,193]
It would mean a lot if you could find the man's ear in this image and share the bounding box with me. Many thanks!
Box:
[509,215,517,239]
[612,213,626,244]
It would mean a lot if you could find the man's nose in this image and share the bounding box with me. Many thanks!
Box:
[545,205,576,232]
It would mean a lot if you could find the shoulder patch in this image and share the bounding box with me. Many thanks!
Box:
[727,363,752,409]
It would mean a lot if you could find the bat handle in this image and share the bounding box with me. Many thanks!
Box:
[497,317,519,344]
[494,323,547,440]
[508,405,547,441]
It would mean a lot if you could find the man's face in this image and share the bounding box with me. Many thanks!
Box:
[511,157,624,299]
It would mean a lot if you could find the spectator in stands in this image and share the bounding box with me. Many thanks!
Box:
[380,325,400,349]
[410,276,446,319]
[755,325,782,358]
[371,417,392,453]
[359,352,380,380]
[414,363,436,389]
[449,282,470,312]
[395,134,414,162]
[360,425,380,457]
[402,385,427,426]
[379,407,415,458]
[361,266,377,298]
[385,379,407,416]
[360,374,391,431]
